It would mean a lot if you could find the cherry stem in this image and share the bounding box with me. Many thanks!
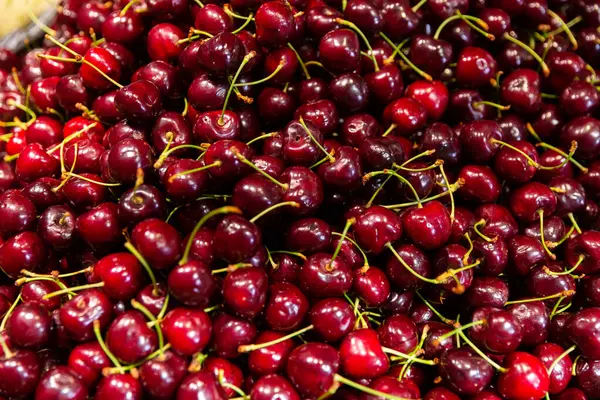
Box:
[120,0,140,15]
[48,122,98,154]
[298,116,335,163]
[249,201,299,223]
[223,4,254,20]
[394,159,442,172]
[458,330,507,372]
[473,101,510,111]
[538,210,557,260]
[28,10,57,36]
[547,15,582,38]
[63,172,122,187]
[211,263,253,274]
[456,11,494,40]
[93,320,124,373]
[246,132,277,146]
[435,260,481,286]
[15,276,75,297]
[545,254,585,276]
[334,374,415,400]
[547,9,577,49]
[0,292,21,332]
[366,174,392,208]
[439,163,457,221]
[415,290,454,325]
[463,233,474,264]
[124,242,158,295]
[548,225,575,249]
[154,144,208,169]
[364,169,422,207]
[234,62,283,87]
[103,344,172,376]
[532,140,588,174]
[180,206,242,265]
[0,335,13,359]
[379,33,432,81]
[332,231,369,268]
[548,345,577,376]
[270,250,307,261]
[10,68,25,95]
[203,304,221,314]
[502,33,550,77]
[412,0,427,12]
[238,325,314,352]
[167,160,222,183]
[434,320,485,344]
[381,124,397,137]
[386,179,465,210]
[386,243,439,284]
[230,147,289,190]
[232,12,254,35]
[43,282,105,299]
[131,299,164,357]
[382,347,437,365]
[287,43,311,79]
[21,268,91,279]
[505,290,575,305]
[329,218,356,267]
[473,219,495,243]
[336,18,378,71]
[7,100,36,123]
[220,52,255,124]
[568,213,583,235]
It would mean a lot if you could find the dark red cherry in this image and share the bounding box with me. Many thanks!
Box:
[509,182,556,223]
[383,97,427,136]
[386,243,431,290]
[310,297,356,342]
[59,289,112,342]
[161,308,212,356]
[93,252,144,301]
[265,282,309,332]
[255,1,295,48]
[139,350,187,400]
[286,342,339,398]
[35,366,88,400]
[354,206,402,254]
[95,373,142,400]
[106,310,157,363]
[223,266,268,319]
[493,140,538,184]
[377,314,418,354]
[440,348,493,396]
[0,349,40,398]
[507,300,549,346]
[470,307,522,353]
[146,23,184,62]
[298,252,353,297]
[319,29,360,74]
[6,303,51,349]
[410,36,453,79]
[194,4,233,35]
[501,68,542,114]
[251,374,300,400]
[212,312,257,359]
[456,47,498,87]
[115,80,162,122]
[403,201,451,250]
[118,184,167,226]
[15,143,59,183]
[79,47,121,91]
[0,231,47,277]
[0,191,36,236]
[247,330,294,375]
[568,308,600,360]
[533,343,572,394]
[460,120,504,164]
[353,266,390,307]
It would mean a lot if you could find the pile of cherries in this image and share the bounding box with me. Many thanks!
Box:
[1,0,600,398]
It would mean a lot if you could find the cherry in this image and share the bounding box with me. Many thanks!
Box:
[251,374,300,400]
[328,73,370,113]
[0,190,36,236]
[6,303,51,349]
[533,342,573,394]
[67,342,110,387]
[439,348,493,396]
[212,312,257,359]
[449,89,495,122]
[410,36,453,79]
[460,120,504,164]
[286,342,339,398]
[575,358,600,400]
[255,1,296,48]
[161,307,212,356]
[177,370,227,399]
[264,282,309,332]
[309,297,356,342]
[568,307,600,360]
[56,74,89,112]
[248,330,294,375]
[59,289,113,342]
[498,352,549,400]
[35,366,88,400]
[106,310,157,363]
[405,80,449,121]
[403,201,452,250]
[507,300,549,347]
[131,218,181,270]
[493,140,539,184]
[456,47,498,88]
[222,266,268,319]
[115,80,162,122]
[0,231,47,277]
[377,314,418,354]
[138,62,182,100]
[118,184,167,226]
[340,328,389,379]
[146,23,184,62]
[194,4,234,35]
[470,307,523,354]
[95,373,142,400]
[386,243,431,290]
[383,97,427,136]
[298,252,353,297]
[15,142,59,183]
[354,206,402,254]
[21,279,63,311]
[319,29,360,74]
[0,349,40,398]
[139,350,187,400]
[93,252,144,301]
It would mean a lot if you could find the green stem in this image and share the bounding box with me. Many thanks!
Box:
[330,219,356,266]
[287,43,311,79]
[298,117,335,163]
[458,331,506,372]
[334,374,415,400]
[473,219,495,242]
[415,290,453,325]
[220,52,255,124]
[548,345,577,375]
[379,33,432,81]
[504,290,574,305]
[131,299,164,357]
[238,325,314,352]
[331,232,369,268]
[503,33,550,76]
[249,201,299,223]
[386,243,438,284]
[235,63,283,87]
[0,292,21,332]
[547,9,578,49]
[93,320,123,372]
[43,282,105,299]
[336,18,378,71]
[124,242,158,295]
